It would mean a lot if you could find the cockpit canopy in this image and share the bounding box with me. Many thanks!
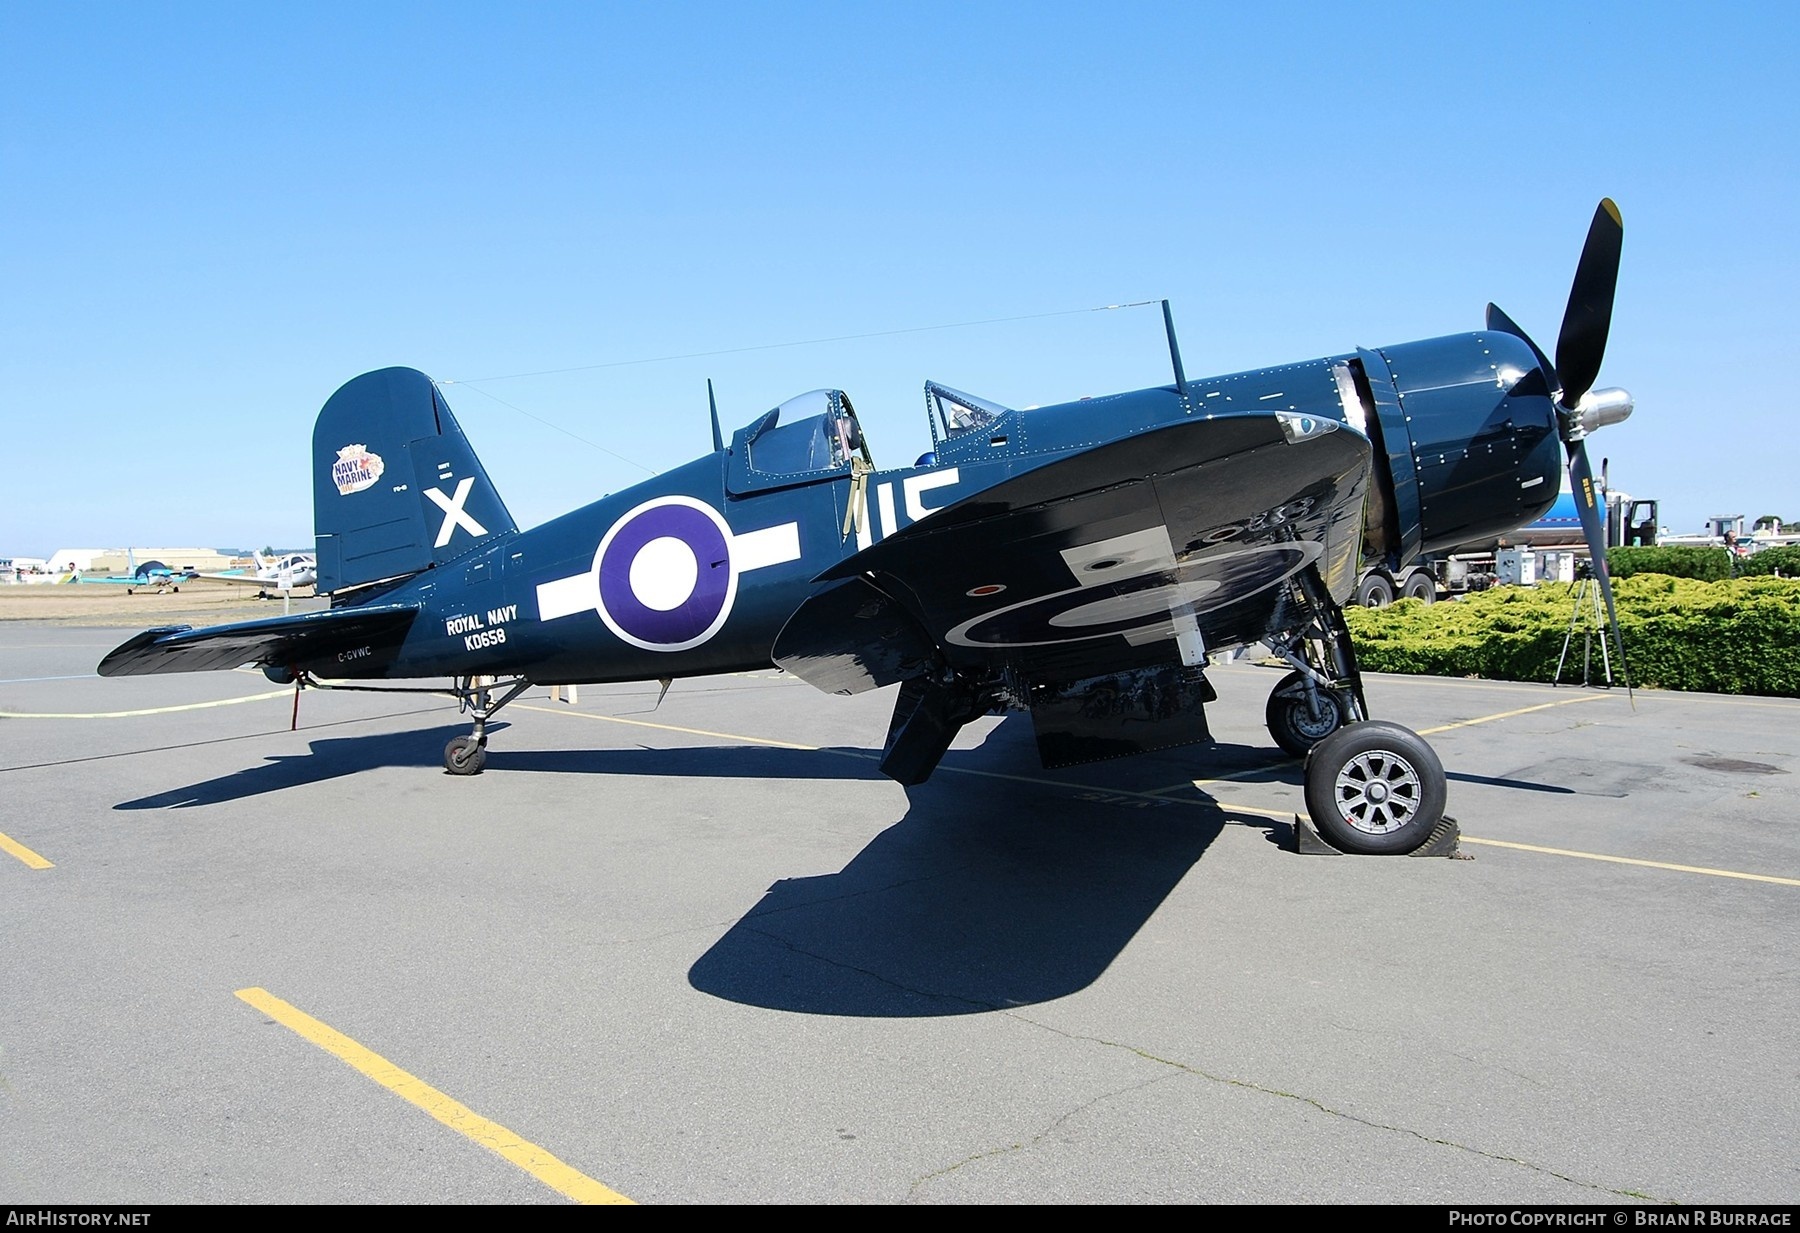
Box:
[727,389,867,495]
[724,381,1017,494]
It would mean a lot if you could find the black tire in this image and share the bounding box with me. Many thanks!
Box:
[1355,573,1395,608]
[1400,571,1434,604]
[1265,670,1348,757]
[1303,720,1446,855]
[444,736,487,776]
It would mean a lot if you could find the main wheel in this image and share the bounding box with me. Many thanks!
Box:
[1303,720,1446,855]
[1265,670,1348,757]
[1400,571,1435,603]
[1355,573,1395,608]
[444,735,487,775]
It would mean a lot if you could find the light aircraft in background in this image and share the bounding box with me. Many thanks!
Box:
[74,553,195,594]
[195,552,319,595]
[99,201,1635,856]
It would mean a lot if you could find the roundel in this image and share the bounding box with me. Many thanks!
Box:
[592,496,737,652]
[946,540,1323,649]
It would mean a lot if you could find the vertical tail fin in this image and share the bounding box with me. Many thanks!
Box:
[312,368,516,594]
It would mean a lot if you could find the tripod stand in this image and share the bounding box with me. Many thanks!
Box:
[1553,562,1617,688]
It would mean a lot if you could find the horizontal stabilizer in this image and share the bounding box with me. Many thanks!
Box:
[97,604,420,677]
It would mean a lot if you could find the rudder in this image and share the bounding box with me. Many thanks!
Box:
[312,368,516,594]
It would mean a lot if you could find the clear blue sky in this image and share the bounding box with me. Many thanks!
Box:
[4,2,1796,554]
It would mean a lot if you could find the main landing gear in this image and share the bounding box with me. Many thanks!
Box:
[442,675,532,776]
[1265,575,1449,855]
[1263,599,1365,757]
[1303,721,1447,855]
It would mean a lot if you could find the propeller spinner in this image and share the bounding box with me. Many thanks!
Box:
[1485,199,1632,694]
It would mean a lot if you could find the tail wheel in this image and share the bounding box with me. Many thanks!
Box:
[1264,670,1348,757]
[1303,721,1446,854]
[1400,572,1435,603]
[444,735,487,776]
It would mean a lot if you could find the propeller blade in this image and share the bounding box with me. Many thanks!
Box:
[1566,439,1632,697]
[1553,199,1623,410]
[1486,301,1557,390]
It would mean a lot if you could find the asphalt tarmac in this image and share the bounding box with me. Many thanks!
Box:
[2,623,1795,1205]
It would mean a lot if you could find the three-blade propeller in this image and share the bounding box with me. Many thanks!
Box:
[1485,199,1630,693]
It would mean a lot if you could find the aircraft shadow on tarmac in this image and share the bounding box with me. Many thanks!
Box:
[111,720,898,809]
[113,711,1241,1016]
[686,715,1231,1018]
[110,706,1585,1016]
[114,723,512,809]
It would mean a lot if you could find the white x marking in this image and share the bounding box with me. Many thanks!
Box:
[424,477,489,548]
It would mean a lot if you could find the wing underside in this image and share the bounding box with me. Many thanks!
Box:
[98,604,420,677]
[774,414,1370,778]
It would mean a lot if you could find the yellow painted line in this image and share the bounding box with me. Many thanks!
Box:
[1354,674,1594,695]
[1146,696,1604,795]
[1417,693,1607,735]
[1459,837,1800,887]
[1360,673,1800,710]
[1188,797,1294,821]
[235,987,633,1205]
[518,703,1294,816]
[1628,693,1800,712]
[515,702,819,750]
[516,701,1800,879]
[0,689,292,719]
[1160,762,1297,793]
[941,760,1296,816]
[0,831,54,869]
[1139,696,1607,797]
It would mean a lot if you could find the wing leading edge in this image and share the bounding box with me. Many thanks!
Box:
[98,604,421,678]
[774,413,1371,780]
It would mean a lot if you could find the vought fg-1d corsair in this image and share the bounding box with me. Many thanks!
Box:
[102,201,1636,855]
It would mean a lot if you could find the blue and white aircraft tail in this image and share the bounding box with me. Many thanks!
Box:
[312,367,517,595]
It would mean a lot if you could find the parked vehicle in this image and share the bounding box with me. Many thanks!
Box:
[1354,487,1657,605]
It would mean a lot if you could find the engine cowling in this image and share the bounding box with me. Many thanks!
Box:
[1359,332,1563,562]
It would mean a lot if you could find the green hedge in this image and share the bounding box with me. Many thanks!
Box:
[1606,545,1731,580]
[1736,545,1800,577]
[1344,575,1800,696]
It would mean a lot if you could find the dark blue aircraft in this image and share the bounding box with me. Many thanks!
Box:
[101,202,1634,856]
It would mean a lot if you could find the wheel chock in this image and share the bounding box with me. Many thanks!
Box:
[1290,814,1466,858]
[1291,812,1344,855]
[1409,816,1466,859]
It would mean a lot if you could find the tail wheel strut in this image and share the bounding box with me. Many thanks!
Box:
[442,675,532,775]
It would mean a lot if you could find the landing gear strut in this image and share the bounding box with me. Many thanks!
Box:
[1263,584,1368,757]
[1273,569,1449,854]
[287,671,536,776]
[443,675,533,775]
